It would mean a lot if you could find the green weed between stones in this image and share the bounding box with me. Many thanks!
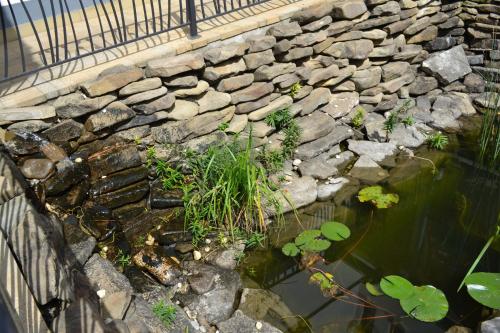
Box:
[152,300,177,328]
[427,132,449,150]
[352,107,366,128]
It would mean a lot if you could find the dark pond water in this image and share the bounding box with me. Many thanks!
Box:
[240,120,500,333]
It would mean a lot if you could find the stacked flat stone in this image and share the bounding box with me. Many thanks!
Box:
[0,0,482,222]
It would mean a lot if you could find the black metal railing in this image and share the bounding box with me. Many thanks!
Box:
[0,0,270,84]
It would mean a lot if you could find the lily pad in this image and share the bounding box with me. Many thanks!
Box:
[400,285,448,322]
[464,272,500,309]
[321,222,351,241]
[300,239,331,252]
[295,229,322,246]
[310,272,334,290]
[380,275,414,300]
[365,282,383,296]
[358,186,399,209]
[282,243,300,257]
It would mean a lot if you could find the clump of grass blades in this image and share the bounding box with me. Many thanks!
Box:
[478,76,500,165]
[183,135,284,243]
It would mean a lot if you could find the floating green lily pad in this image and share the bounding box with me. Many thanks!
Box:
[310,272,334,290]
[358,186,399,209]
[464,272,500,309]
[365,282,383,296]
[321,221,351,241]
[282,243,300,257]
[380,275,414,300]
[295,230,322,246]
[300,238,331,252]
[400,285,449,322]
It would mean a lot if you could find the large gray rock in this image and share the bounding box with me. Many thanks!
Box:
[295,125,353,160]
[267,21,302,38]
[347,140,397,163]
[348,155,389,183]
[248,96,293,121]
[197,91,232,113]
[299,150,354,179]
[121,86,168,105]
[321,92,359,118]
[388,123,431,148]
[134,93,176,114]
[84,254,133,294]
[324,40,374,59]
[298,88,331,115]
[54,93,117,118]
[82,65,143,97]
[317,177,351,201]
[243,49,275,70]
[43,119,84,142]
[217,74,255,92]
[119,78,162,96]
[247,35,276,52]
[204,58,247,81]
[218,310,283,333]
[204,43,248,65]
[332,0,368,19]
[422,46,472,84]
[84,102,135,132]
[231,82,274,104]
[146,53,205,78]
[352,67,382,90]
[297,111,336,144]
[481,317,500,333]
[270,176,318,215]
[254,63,296,81]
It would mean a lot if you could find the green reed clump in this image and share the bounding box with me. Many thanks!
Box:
[183,135,284,243]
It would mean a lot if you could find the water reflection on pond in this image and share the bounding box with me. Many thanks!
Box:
[241,129,500,333]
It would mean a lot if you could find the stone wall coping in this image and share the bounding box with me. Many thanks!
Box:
[0,0,319,109]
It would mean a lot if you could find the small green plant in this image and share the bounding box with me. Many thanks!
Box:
[115,249,131,269]
[282,221,351,257]
[146,146,157,168]
[402,116,415,126]
[134,136,142,145]
[289,82,302,98]
[245,231,266,249]
[218,122,229,132]
[234,251,246,265]
[257,149,286,173]
[188,219,210,246]
[358,186,399,209]
[152,300,177,328]
[134,235,146,248]
[427,132,449,150]
[155,160,185,191]
[247,266,257,277]
[281,120,301,158]
[384,112,399,134]
[265,108,294,130]
[352,107,365,128]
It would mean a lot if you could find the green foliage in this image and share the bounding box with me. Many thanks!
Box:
[310,272,334,290]
[464,272,500,309]
[152,300,177,328]
[289,82,302,98]
[265,108,293,130]
[218,122,229,132]
[155,160,185,191]
[352,107,365,128]
[188,219,210,245]
[282,243,300,256]
[115,249,131,269]
[183,135,284,242]
[400,286,449,322]
[384,112,399,134]
[378,275,448,322]
[380,275,414,299]
[427,132,449,150]
[365,282,383,296]
[146,146,157,168]
[358,186,399,209]
[282,222,351,256]
[245,232,266,249]
[402,116,415,126]
[259,108,301,171]
[320,221,351,241]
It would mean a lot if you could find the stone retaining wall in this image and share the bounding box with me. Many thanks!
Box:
[0,0,497,331]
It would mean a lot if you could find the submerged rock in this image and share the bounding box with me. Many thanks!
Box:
[317,177,351,201]
[347,140,397,164]
[218,310,283,333]
[348,155,389,184]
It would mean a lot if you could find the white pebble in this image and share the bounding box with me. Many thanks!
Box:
[292,159,302,166]
[256,321,263,330]
[102,246,108,252]
[96,289,106,298]
[193,250,202,260]
[204,246,210,253]
[75,157,83,163]
[205,239,212,244]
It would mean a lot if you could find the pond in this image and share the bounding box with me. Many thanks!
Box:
[240,118,500,333]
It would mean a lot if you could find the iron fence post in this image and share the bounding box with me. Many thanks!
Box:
[186,0,199,38]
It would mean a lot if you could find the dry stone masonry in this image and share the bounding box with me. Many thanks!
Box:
[0,0,498,331]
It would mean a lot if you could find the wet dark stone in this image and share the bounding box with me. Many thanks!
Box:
[425,37,456,51]
[43,120,84,143]
[93,180,149,209]
[79,203,116,239]
[47,180,90,210]
[90,166,148,196]
[149,180,184,209]
[63,215,96,267]
[112,199,147,221]
[44,160,90,196]
[2,130,42,155]
[88,144,142,180]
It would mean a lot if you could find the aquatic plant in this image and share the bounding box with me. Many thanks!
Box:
[245,231,266,249]
[152,300,177,328]
[464,272,500,309]
[352,107,365,128]
[310,272,334,291]
[282,221,351,257]
[358,186,399,209]
[375,275,449,322]
[427,132,449,150]
[115,249,131,269]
